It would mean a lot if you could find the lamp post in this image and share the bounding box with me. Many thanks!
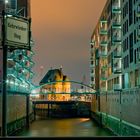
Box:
[2,9,8,136]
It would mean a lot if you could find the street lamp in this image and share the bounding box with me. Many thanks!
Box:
[5,0,9,10]
[5,0,8,4]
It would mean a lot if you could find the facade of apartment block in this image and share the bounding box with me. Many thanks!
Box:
[90,0,140,136]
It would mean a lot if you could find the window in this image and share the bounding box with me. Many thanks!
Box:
[134,10,136,24]
[129,33,133,63]
[134,30,136,44]
[129,0,133,25]
[91,77,94,82]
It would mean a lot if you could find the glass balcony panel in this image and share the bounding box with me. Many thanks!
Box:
[90,63,95,68]
[101,76,107,81]
[90,73,95,77]
[101,87,107,92]
[136,4,140,17]
[113,66,121,74]
[101,47,107,55]
[112,17,121,29]
[100,40,108,47]
[112,6,121,14]
[114,83,121,90]
[112,0,121,14]
[100,29,108,35]
[7,68,17,76]
[112,35,121,43]
[114,51,121,58]
[101,65,108,70]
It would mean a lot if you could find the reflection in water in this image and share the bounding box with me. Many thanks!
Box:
[16,118,114,137]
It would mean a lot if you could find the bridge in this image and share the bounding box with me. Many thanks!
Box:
[30,80,96,103]
[30,80,94,119]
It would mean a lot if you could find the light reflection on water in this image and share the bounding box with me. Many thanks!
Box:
[16,118,114,137]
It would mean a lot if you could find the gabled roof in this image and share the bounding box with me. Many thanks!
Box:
[39,68,69,85]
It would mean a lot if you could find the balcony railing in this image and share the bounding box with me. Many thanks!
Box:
[90,40,95,46]
[100,40,108,47]
[101,87,107,92]
[114,51,121,58]
[136,78,140,86]
[100,29,108,35]
[112,20,121,29]
[101,65,108,70]
[112,5,121,14]
[114,84,122,91]
[90,63,95,68]
[7,68,17,76]
[112,35,121,44]
[90,73,95,77]
[100,51,107,57]
[100,19,107,23]
[100,76,107,81]
[136,5,140,17]
[113,66,122,74]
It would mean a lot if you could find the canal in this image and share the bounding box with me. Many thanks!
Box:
[14,118,114,137]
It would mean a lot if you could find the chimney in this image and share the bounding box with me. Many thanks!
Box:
[60,65,63,78]
[60,65,62,72]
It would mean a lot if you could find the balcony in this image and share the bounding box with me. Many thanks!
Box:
[112,35,121,44]
[7,51,14,59]
[90,63,95,68]
[114,84,122,91]
[113,66,122,74]
[29,72,34,79]
[100,29,108,35]
[101,65,107,70]
[100,40,108,47]
[101,87,107,92]
[100,76,107,81]
[90,40,95,46]
[7,68,17,76]
[100,50,107,57]
[27,50,35,57]
[112,19,121,29]
[136,78,140,86]
[114,51,121,58]
[91,48,95,54]
[136,5,140,17]
[112,5,121,14]
[90,81,95,85]
[100,19,107,24]
[137,28,140,40]
[137,52,140,62]
[90,73,95,77]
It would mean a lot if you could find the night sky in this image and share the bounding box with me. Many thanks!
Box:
[31,0,107,86]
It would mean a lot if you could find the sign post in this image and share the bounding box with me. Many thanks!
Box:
[2,10,8,137]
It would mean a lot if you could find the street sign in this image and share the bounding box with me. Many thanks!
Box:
[5,16,30,49]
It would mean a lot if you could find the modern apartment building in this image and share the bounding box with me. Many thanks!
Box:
[0,0,34,135]
[90,0,140,136]
[0,0,34,94]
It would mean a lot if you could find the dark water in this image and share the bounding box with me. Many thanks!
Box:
[16,118,114,137]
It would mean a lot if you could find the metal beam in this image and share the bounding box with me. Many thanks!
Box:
[32,80,96,94]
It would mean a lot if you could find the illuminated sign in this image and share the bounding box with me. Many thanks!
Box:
[5,16,29,48]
